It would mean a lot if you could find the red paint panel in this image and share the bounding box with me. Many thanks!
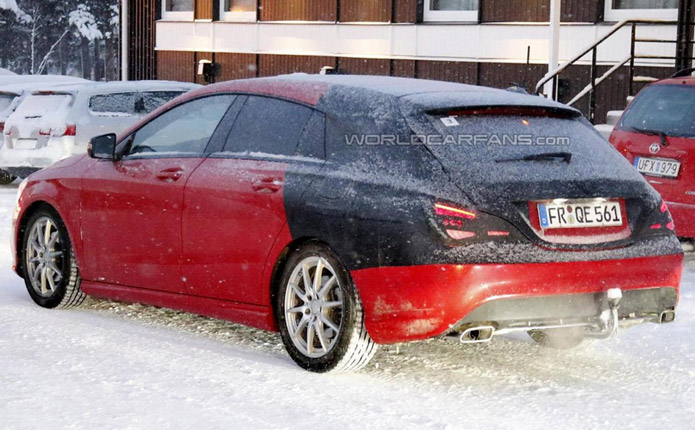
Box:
[182,157,289,304]
[352,253,683,344]
[79,158,205,293]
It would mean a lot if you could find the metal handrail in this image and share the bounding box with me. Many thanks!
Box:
[535,19,676,94]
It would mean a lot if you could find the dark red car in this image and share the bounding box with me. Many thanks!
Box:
[12,75,682,372]
[610,70,695,237]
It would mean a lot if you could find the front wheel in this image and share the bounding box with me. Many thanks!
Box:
[22,207,85,309]
[275,243,377,372]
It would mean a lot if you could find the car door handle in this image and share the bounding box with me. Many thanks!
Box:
[252,177,283,193]
[156,168,184,182]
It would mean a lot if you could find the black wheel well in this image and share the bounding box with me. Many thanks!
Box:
[268,237,333,319]
[16,201,58,277]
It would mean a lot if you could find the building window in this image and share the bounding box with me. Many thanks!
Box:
[220,0,256,22]
[604,0,678,21]
[423,0,479,22]
[162,0,194,21]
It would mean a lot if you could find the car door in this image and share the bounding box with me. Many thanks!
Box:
[182,95,323,304]
[80,94,235,293]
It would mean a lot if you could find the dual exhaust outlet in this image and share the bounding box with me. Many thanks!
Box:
[458,288,675,344]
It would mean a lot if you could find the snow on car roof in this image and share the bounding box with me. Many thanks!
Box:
[28,80,200,96]
[202,74,579,115]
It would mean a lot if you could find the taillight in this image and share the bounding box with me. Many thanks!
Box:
[40,124,76,137]
[644,200,675,234]
[432,202,517,243]
[0,122,4,133]
[434,203,476,219]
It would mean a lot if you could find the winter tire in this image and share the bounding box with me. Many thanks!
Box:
[276,242,377,372]
[22,206,85,309]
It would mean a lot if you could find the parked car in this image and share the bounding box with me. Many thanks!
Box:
[609,69,695,238]
[12,75,682,372]
[1,80,200,178]
[0,76,90,184]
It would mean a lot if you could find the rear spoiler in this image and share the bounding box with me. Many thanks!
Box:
[427,105,582,119]
[0,90,21,97]
[30,90,77,96]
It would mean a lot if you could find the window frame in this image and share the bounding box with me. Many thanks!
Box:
[219,0,257,22]
[208,94,326,163]
[118,94,235,159]
[423,0,480,23]
[603,0,678,22]
[161,0,195,21]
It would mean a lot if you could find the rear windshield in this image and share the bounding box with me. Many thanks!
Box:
[427,112,602,162]
[89,91,185,116]
[619,84,695,137]
[0,94,16,115]
[14,94,72,119]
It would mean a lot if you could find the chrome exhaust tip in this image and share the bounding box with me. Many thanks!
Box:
[660,310,676,323]
[459,326,495,344]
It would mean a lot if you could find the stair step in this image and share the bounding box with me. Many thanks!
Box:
[606,110,624,126]
[594,124,614,141]
[633,76,659,82]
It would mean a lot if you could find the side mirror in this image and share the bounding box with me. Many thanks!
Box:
[88,133,117,160]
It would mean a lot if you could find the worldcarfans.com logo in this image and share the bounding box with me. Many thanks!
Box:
[345,134,571,147]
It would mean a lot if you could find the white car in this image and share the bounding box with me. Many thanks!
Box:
[0,76,90,183]
[1,80,200,178]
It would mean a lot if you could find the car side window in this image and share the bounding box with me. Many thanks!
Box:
[222,96,313,157]
[129,95,234,156]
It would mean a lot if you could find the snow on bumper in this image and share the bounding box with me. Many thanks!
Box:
[351,253,683,344]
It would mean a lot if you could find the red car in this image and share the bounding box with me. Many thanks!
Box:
[610,69,695,237]
[12,75,682,372]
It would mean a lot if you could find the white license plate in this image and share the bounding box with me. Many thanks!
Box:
[538,200,623,229]
[634,156,680,178]
[14,139,37,150]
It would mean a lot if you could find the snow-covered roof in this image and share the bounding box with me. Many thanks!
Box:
[0,68,17,77]
[28,80,200,96]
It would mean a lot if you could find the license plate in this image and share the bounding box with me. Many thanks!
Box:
[14,139,37,150]
[538,199,623,229]
[634,156,680,178]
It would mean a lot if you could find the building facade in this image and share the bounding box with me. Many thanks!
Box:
[127,0,692,122]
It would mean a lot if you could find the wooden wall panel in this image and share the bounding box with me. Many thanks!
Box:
[481,0,602,23]
[337,57,391,75]
[416,60,478,84]
[392,59,416,77]
[478,62,546,91]
[128,0,157,80]
[258,54,336,76]
[216,53,259,81]
[195,0,214,20]
[393,0,419,23]
[260,0,338,21]
[340,0,391,22]
[157,51,195,82]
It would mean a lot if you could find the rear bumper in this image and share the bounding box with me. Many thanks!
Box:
[351,253,683,344]
[666,201,695,238]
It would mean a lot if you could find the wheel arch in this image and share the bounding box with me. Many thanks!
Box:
[268,236,353,326]
[16,201,76,278]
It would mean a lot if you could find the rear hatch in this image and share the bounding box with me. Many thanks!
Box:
[609,83,695,206]
[420,107,660,247]
[3,91,74,151]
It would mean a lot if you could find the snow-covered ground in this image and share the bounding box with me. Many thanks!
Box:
[1,183,694,429]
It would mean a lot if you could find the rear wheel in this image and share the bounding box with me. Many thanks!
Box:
[275,243,377,372]
[528,327,585,349]
[22,207,85,309]
[0,170,16,185]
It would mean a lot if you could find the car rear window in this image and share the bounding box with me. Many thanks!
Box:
[141,91,186,114]
[619,84,695,137]
[14,94,72,119]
